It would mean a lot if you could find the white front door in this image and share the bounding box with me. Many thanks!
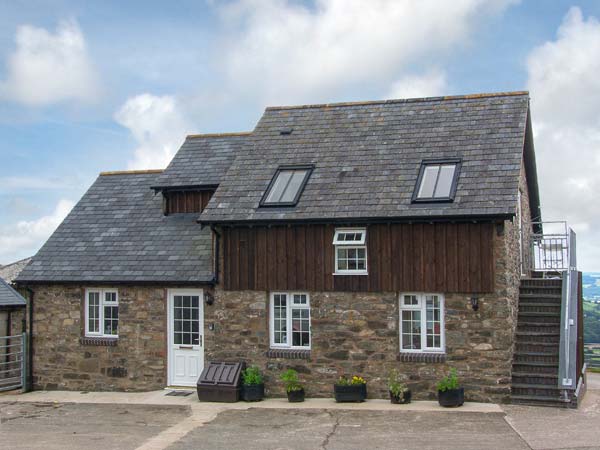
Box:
[168,289,204,387]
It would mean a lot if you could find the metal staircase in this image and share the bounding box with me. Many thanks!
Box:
[512,278,567,406]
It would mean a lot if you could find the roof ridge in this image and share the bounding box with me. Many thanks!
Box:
[186,132,252,139]
[99,169,164,176]
[0,257,31,268]
[265,91,529,111]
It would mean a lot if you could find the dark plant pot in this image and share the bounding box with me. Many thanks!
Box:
[390,389,412,404]
[334,384,366,402]
[241,383,265,402]
[438,387,464,407]
[287,388,305,403]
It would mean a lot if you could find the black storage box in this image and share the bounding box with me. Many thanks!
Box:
[197,361,246,403]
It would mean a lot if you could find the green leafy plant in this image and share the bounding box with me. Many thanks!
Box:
[280,368,303,393]
[388,370,409,398]
[437,368,460,392]
[337,375,366,386]
[242,366,263,386]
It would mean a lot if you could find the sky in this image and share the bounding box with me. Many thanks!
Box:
[1,0,600,270]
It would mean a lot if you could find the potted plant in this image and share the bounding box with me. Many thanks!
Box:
[241,365,265,402]
[388,370,411,404]
[280,369,305,402]
[437,368,464,407]
[334,375,367,402]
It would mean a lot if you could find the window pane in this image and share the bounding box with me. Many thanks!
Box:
[401,310,421,350]
[425,295,441,349]
[103,305,118,336]
[417,165,439,198]
[265,171,293,203]
[280,170,308,203]
[88,292,100,333]
[434,164,456,198]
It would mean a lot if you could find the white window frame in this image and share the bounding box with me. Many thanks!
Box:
[85,288,119,338]
[333,228,368,275]
[399,293,445,354]
[269,292,311,350]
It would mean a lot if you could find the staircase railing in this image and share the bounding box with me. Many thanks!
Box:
[558,228,579,392]
[529,222,581,394]
[530,221,569,273]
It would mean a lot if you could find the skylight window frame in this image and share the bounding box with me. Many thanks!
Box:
[412,158,461,203]
[259,164,314,208]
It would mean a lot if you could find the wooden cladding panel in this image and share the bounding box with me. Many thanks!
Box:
[165,190,213,214]
[223,223,495,293]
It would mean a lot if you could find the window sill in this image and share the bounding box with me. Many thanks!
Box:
[80,337,118,347]
[333,272,368,276]
[397,352,446,363]
[266,349,311,360]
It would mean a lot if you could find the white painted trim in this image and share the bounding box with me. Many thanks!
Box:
[84,288,119,338]
[334,244,368,275]
[167,288,204,387]
[332,228,367,245]
[269,292,311,350]
[399,292,445,354]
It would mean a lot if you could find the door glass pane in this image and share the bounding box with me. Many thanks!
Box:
[173,294,200,347]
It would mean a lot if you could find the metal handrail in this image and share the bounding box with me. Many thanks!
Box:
[530,221,570,273]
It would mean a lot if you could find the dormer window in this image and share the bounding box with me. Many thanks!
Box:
[260,165,313,207]
[412,159,460,203]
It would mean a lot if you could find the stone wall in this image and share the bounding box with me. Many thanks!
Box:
[205,218,522,403]
[27,285,191,391]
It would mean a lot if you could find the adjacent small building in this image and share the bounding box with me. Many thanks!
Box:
[16,92,586,406]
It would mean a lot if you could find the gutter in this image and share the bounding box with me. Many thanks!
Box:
[16,279,216,287]
[210,225,221,285]
[197,213,514,228]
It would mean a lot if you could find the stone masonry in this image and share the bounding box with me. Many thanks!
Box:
[28,285,200,391]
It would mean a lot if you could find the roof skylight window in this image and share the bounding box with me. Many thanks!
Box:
[413,159,461,202]
[260,165,313,207]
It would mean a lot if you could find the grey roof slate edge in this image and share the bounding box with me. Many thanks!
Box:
[17,172,215,285]
[151,133,250,190]
[0,277,27,306]
[200,91,532,224]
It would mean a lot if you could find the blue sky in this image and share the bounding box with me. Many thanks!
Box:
[1,0,600,270]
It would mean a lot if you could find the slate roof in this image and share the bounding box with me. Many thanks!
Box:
[200,92,533,224]
[0,278,26,307]
[17,171,213,284]
[0,257,32,284]
[152,133,250,190]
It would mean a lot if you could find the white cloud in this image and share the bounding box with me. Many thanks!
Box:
[386,70,447,99]
[0,20,99,106]
[114,94,191,169]
[0,199,74,264]
[526,7,600,270]
[218,0,516,104]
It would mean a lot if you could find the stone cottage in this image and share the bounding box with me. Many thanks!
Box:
[16,91,585,406]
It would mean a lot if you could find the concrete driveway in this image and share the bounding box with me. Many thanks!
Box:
[1,373,598,450]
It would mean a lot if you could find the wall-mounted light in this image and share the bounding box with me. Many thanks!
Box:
[205,292,215,306]
[470,297,479,312]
